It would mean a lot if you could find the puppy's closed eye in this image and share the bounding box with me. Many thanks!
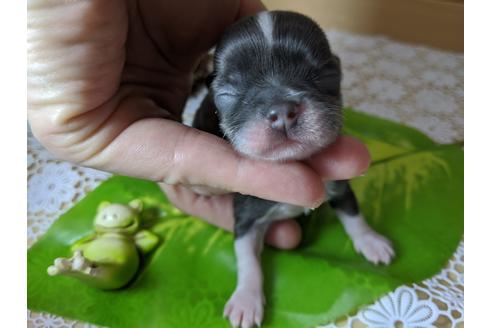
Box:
[214,87,238,110]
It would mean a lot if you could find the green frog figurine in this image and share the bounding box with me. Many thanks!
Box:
[47,199,159,290]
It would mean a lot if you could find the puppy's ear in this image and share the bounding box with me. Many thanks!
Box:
[206,71,216,88]
[316,54,342,97]
[330,55,342,73]
[191,54,214,94]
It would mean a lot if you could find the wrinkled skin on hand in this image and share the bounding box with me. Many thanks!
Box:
[28,0,247,166]
[28,0,370,249]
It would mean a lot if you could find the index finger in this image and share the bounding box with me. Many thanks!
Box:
[88,117,327,208]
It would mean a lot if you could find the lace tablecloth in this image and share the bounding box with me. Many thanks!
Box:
[27,30,464,328]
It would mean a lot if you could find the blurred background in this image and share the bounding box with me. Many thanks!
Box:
[264,0,463,51]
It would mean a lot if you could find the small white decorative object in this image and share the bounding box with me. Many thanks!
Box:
[360,287,439,328]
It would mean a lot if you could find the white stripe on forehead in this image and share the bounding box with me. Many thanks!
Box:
[257,11,274,46]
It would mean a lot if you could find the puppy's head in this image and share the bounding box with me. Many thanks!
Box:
[211,11,343,162]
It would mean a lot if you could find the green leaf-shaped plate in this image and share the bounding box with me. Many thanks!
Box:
[27,109,463,327]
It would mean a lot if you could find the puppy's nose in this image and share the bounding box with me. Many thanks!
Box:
[267,103,301,131]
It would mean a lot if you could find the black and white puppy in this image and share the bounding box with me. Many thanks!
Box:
[193,11,394,328]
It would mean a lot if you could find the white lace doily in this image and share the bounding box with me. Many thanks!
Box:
[27,30,463,328]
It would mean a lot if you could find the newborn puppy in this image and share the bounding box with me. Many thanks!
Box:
[193,11,394,328]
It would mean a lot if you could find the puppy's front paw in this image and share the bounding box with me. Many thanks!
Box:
[353,231,394,265]
[224,288,265,328]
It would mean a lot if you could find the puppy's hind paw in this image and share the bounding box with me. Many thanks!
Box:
[224,288,264,328]
[353,231,395,265]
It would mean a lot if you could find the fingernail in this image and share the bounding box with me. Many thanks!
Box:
[311,196,325,209]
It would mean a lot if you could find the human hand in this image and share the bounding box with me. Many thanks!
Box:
[28,0,370,249]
